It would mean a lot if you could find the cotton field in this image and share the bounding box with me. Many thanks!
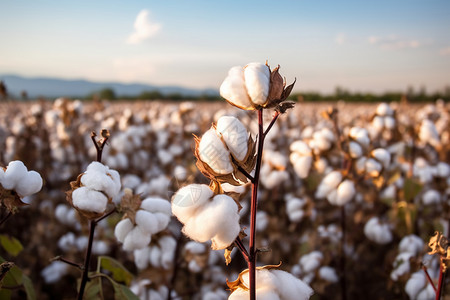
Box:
[0,98,449,299]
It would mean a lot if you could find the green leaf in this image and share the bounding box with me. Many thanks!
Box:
[98,256,133,286]
[0,235,23,257]
[21,274,35,300]
[84,275,104,300]
[403,178,422,202]
[112,281,139,300]
[0,288,12,299]
[2,265,23,287]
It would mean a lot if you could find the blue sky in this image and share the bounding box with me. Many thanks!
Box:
[1,0,449,94]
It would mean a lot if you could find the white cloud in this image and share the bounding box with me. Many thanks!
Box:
[335,33,346,45]
[368,35,420,50]
[127,9,161,45]
[439,47,450,56]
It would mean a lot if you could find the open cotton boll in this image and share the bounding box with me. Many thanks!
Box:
[384,116,396,129]
[349,127,370,147]
[315,171,342,199]
[419,119,440,146]
[436,162,450,177]
[376,103,394,116]
[243,62,270,106]
[15,170,43,197]
[41,261,69,284]
[211,219,241,250]
[371,148,390,168]
[422,189,441,205]
[115,218,134,243]
[220,66,254,110]
[256,211,269,232]
[198,128,233,175]
[216,116,249,161]
[123,226,151,251]
[365,158,382,177]
[300,251,323,274]
[185,241,207,254]
[292,156,313,179]
[286,198,306,223]
[228,288,280,300]
[335,180,355,206]
[153,212,171,233]
[135,210,159,235]
[172,184,214,224]
[405,271,429,300]
[149,245,162,268]
[290,140,312,156]
[348,141,363,158]
[318,266,339,283]
[1,160,28,190]
[141,197,171,215]
[372,116,385,131]
[364,217,393,245]
[390,252,413,281]
[399,235,424,255]
[81,166,121,198]
[159,236,176,269]
[72,187,108,214]
[271,269,314,300]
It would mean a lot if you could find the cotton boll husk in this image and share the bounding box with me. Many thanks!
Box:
[198,128,233,174]
[422,189,441,205]
[220,66,253,110]
[172,184,213,224]
[135,210,159,235]
[72,187,108,214]
[2,160,28,190]
[335,180,355,206]
[115,218,134,243]
[348,141,363,159]
[292,156,313,179]
[221,182,246,194]
[141,197,171,215]
[15,170,43,197]
[271,269,314,300]
[216,116,249,161]
[319,266,339,283]
[123,226,151,251]
[243,62,270,106]
[371,148,390,168]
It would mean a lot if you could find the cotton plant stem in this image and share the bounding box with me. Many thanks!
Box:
[0,211,12,227]
[422,265,437,292]
[248,109,265,300]
[340,206,347,300]
[77,219,97,300]
[435,261,446,300]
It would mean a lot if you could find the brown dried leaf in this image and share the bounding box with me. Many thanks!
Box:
[120,189,142,224]
[267,65,284,102]
[0,185,27,213]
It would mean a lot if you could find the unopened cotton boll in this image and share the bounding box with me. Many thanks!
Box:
[198,128,233,174]
[72,187,108,214]
[216,116,249,161]
[364,217,393,245]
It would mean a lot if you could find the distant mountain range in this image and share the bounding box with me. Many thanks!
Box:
[0,74,218,99]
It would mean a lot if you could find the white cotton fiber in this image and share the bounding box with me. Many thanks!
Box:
[399,235,424,255]
[149,246,162,267]
[371,148,390,168]
[390,252,413,281]
[141,197,171,215]
[290,140,312,156]
[72,187,108,214]
[243,62,270,105]
[198,128,233,174]
[300,251,323,273]
[220,66,253,110]
[348,141,362,158]
[81,168,121,198]
[41,261,69,284]
[349,127,370,147]
[185,241,206,254]
[364,217,392,245]
[135,210,159,235]
[271,269,314,300]
[365,158,382,177]
[405,271,427,300]
[422,189,441,205]
[153,212,171,232]
[172,184,213,224]
[216,116,249,161]
[15,170,43,197]
[114,218,134,243]
[159,236,176,269]
[134,247,150,270]
[123,226,151,251]
[292,156,313,179]
[1,160,27,190]
[319,266,339,283]
[335,180,355,206]
[315,171,342,199]
[376,103,394,116]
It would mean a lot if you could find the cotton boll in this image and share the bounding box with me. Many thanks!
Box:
[172,184,213,224]
[271,269,314,300]
[436,162,450,178]
[256,211,269,232]
[216,116,249,161]
[240,269,277,290]
[148,290,165,300]
[81,166,121,198]
[133,247,150,270]
[405,271,428,300]
[159,236,176,269]
[123,226,151,251]
[115,218,134,243]
[290,140,312,156]
[261,170,289,189]
[348,141,362,158]
[243,62,270,106]
[376,103,394,116]
[419,119,440,146]
[92,240,109,255]
[371,148,390,168]
[399,235,424,255]
[153,212,171,232]
[384,116,396,129]
[365,158,382,177]
[390,252,413,281]
[286,198,306,223]
[58,232,76,252]
[72,187,108,214]
[416,283,436,300]
[15,170,43,197]
[292,156,313,179]
[422,189,441,205]
[349,127,370,147]
[335,180,355,206]
[121,174,141,190]
[315,171,342,199]
[198,128,233,174]
[300,251,323,274]
[149,245,162,268]
[220,66,253,110]
[135,210,159,235]
[364,217,393,245]
[141,197,171,215]
[157,149,173,166]
[318,266,339,283]
[1,160,28,190]
[372,116,385,131]
[41,261,69,284]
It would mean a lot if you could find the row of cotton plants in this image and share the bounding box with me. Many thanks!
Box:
[0,81,449,299]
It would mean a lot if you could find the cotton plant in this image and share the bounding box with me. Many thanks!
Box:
[363,216,393,245]
[171,62,312,299]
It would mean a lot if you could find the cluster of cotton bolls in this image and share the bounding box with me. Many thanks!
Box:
[57,231,109,255]
[0,160,43,198]
[314,170,356,206]
[368,103,396,140]
[390,235,424,281]
[284,194,314,223]
[115,195,171,251]
[259,149,289,189]
[130,279,175,300]
[291,251,339,285]
[171,184,241,250]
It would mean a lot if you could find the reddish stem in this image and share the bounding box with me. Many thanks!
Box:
[422,265,437,292]
[435,261,445,300]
